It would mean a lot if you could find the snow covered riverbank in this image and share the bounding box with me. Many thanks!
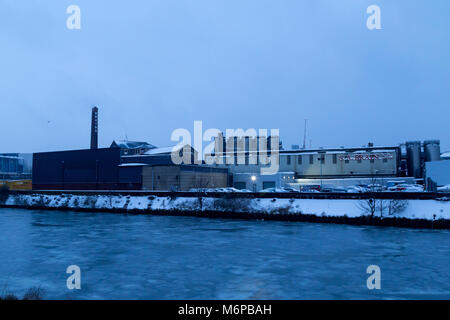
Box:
[1,193,449,228]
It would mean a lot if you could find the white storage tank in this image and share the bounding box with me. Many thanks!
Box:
[423,140,441,162]
[406,141,422,178]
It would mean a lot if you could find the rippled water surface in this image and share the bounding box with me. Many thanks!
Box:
[0,208,449,299]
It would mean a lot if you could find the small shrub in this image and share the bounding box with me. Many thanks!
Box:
[0,184,10,203]
[22,286,44,300]
[1,294,19,300]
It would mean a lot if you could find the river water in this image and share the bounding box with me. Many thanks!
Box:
[0,208,448,300]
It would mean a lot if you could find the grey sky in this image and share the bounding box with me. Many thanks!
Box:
[1,0,449,153]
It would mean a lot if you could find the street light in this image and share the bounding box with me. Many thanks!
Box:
[318,154,325,190]
[251,175,257,192]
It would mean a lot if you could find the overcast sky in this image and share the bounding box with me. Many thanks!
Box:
[1,0,449,153]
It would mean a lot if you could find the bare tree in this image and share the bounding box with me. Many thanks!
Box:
[193,176,211,210]
[358,198,409,218]
[357,198,377,217]
[357,172,381,217]
[388,199,409,216]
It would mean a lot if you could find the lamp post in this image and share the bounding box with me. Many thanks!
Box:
[318,154,325,190]
[251,175,257,192]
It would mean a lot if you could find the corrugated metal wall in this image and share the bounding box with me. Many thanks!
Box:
[32,148,126,190]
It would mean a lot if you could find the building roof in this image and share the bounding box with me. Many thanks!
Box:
[280,146,399,154]
[441,151,450,159]
[110,140,156,150]
[118,163,149,167]
[143,145,184,155]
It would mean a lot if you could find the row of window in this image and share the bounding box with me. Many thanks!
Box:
[284,154,388,165]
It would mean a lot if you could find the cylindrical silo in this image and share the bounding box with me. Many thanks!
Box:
[406,141,422,178]
[423,140,441,162]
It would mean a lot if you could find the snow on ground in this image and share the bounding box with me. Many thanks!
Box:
[2,193,449,221]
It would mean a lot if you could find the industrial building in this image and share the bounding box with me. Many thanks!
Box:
[0,153,32,179]
[32,147,227,191]
[32,107,228,191]
[207,133,447,191]
[29,106,450,192]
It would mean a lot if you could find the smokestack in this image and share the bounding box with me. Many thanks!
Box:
[91,106,98,149]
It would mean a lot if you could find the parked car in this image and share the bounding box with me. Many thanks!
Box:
[437,185,450,193]
[388,184,424,192]
[346,186,367,193]
[260,187,286,193]
[366,184,385,192]
[299,185,321,192]
[282,186,300,193]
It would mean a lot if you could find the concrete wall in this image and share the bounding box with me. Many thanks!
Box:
[142,165,228,191]
[232,172,295,191]
[216,150,398,178]
[278,152,398,178]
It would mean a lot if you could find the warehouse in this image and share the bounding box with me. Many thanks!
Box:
[32,148,123,190]
[32,147,228,191]
[121,164,228,191]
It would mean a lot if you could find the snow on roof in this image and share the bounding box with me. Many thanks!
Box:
[144,146,178,155]
[118,163,149,167]
[143,145,194,155]
[111,140,156,149]
[441,152,450,158]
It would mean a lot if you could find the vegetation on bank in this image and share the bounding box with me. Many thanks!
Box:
[0,286,44,300]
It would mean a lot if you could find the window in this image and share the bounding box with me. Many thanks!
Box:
[287,155,291,165]
[383,158,388,163]
[263,181,276,189]
[309,154,314,164]
[234,182,246,190]
[345,160,349,164]
[333,154,337,164]
[298,155,302,165]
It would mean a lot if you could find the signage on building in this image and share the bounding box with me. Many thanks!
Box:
[338,153,393,161]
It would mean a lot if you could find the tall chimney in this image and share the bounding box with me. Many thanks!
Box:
[91,106,98,149]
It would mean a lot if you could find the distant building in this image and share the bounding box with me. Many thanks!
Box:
[425,160,450,188]
[0,153,32,179]
[123,144,199,166]
[441,151,450,160]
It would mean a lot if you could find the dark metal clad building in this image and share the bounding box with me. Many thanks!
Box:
[32,148,229,191]
[32,148,122,190]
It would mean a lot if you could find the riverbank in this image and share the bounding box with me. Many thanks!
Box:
[1,192,449,229]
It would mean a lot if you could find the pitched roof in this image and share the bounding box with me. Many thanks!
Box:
[110,140,156,150]
[143,144,196,155]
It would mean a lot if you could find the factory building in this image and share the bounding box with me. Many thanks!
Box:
[29,106,449,192]
[32,107,228,191]
[32,147,227,191]
[208,133,405,190]
[122,144,199,166]
[32,144,226,191]
[131,164,228,191]
[278,146,400,179]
